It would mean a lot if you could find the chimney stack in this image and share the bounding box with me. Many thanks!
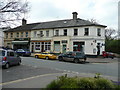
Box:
[72,12,78,20]
[22,18,27,25]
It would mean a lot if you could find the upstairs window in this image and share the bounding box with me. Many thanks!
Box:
[34,31,36,37]
[74,29,78,36]
[55,30,59,36]
[21,32,24,37]
[97,28,101,36]
[64,29,67,36]
[26,32,28,37]
[40,31,43,37]
[10,33,13,38]
[6,33,8,38]
[16,32,19,37]
[46,31,49,37]
[84,28,89,36]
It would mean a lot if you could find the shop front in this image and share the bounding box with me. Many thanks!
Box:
[12,38,30,50]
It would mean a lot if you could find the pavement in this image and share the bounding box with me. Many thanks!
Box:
[1,72,118,88]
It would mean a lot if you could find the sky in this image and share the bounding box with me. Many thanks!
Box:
[26,0,119,30]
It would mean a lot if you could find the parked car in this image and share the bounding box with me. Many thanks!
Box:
[0,48,21,69]
[58,51,87,63]
[102,51,115,59]
[34,52,57,60]
[16,49,31,56]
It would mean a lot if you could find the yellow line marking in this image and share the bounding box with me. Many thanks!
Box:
[0,73,66,86]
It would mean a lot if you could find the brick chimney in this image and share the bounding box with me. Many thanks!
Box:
[22,18,27,25]
[72,12,78,20]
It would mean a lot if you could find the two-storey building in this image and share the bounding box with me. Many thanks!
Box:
[4,12,107,56]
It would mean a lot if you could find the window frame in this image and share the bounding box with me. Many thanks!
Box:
[84,28,89,36]
[74,29,78,36]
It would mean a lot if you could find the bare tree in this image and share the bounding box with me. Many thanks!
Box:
[105,28,117,40]
[0,0,30,27]
[87,18,99,24]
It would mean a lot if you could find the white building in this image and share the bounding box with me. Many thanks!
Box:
[0,27,10,47]
[30,12,107,56]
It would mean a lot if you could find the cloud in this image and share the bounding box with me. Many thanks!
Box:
[27,0,119,29]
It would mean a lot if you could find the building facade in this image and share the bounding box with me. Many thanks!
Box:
[4,12,107,55]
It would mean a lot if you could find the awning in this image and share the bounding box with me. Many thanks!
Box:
[12,41,29,45]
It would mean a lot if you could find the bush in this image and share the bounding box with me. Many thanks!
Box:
[46,74,116,89]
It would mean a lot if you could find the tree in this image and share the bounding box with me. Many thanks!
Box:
[0,0,30,27]
[87,18,99,24]
[105,28,117,40]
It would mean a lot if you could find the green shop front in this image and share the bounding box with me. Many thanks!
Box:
[12,38,30,50]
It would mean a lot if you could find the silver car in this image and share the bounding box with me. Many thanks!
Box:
[0,49,21,69]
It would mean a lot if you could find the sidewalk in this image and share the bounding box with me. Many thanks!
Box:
[2,72,118,88]
[87,57,118,63]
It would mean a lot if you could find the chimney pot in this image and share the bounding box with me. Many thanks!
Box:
[22,18,27,25]
[72,12,78,20]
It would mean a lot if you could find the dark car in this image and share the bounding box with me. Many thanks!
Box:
[58,51,87,63]
[16,49,31,56]
[102,51,115,59]
[0,49,21,69]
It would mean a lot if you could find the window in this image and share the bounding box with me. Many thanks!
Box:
[26,32,28,37]
[64,29,67,36]
[35,42,40,50]
[55,30,59,36]
[74,29,78,36]
[34,31,36,37]
[97,28,101,36]
[40,31,43,37]
[6,33,8,38]
[46,31,49,37]
[16,32,19,37]
[21,32,23,37]
[7,52,14,56]
[10,33,13,38]
[45,42,51,51]
[84,28,89,36]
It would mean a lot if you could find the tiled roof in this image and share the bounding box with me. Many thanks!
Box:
[4,18,107,32]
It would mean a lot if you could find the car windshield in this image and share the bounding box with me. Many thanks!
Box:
[0,50,5,56]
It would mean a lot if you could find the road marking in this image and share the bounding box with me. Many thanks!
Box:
[0,73,66,86]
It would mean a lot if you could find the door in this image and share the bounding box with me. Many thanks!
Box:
[7,51,17,65]
[62,45,66,53]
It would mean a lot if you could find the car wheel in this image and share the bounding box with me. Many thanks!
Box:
[35,55,38,58]
[74,59,79,63]
[4,63,9,69]
[58,57,63,61]
[45,56,49,60]
[18,61,21,65]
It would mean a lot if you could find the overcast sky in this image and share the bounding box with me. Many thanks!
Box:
[26,0,119,30]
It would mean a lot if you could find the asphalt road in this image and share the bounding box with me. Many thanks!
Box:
[1,56,119,88]
[21,57,118,77]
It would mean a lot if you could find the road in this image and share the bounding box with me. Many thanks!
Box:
[21,57,118,77]
[2,57,119,88]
